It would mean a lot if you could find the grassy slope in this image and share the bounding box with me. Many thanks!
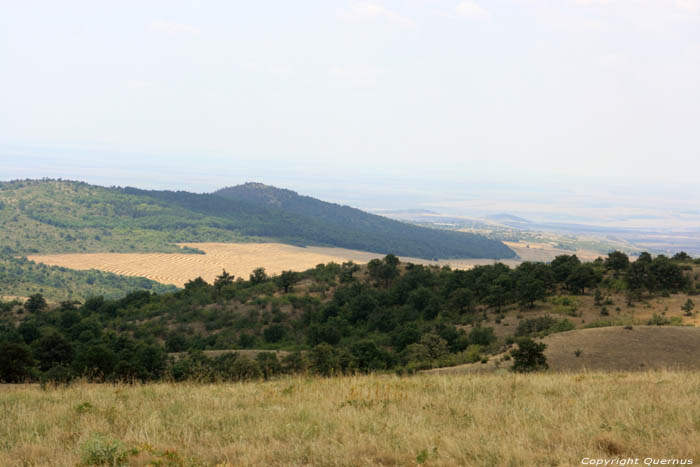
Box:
[0,179,515,259]
[430,326,700,374]
[0,179,247,255]
[2,372,700,466]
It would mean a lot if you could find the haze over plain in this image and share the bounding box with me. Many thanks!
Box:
[2,0,699,227]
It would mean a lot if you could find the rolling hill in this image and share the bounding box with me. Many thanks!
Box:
[0,179,515,260]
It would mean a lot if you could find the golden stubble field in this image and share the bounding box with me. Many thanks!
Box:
[28,243,523,287]
[2,372,700,466]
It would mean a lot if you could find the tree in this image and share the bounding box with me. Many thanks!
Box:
[485,273,512,312]
[626,259,654,294]
[72,344,117,379]
[468,327,496,347]
[35,332,74,371]
[367,255,400,288]
[309,343,341,376]
[565,264,598,295]
[263,324,286,343]
[594,289,603,306]
[250,267,268,285]
[350,340,393,371]
[184,276,210,290]
[672,252,692,262]
[256,352,282,379]
[340,261,360,283]
[605,251,630,272]
[24,293,47,314]
[682,299,695,316]
[449,288,474,314]
[419,333,449,360]
[551,255,581,287]
[214,270,234,289]
[0,342,35,382]
[511,338,548,373]
[276,270,299,293]
[516,276,546,308]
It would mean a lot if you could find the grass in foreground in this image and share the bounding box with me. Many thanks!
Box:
[2,372,700,466]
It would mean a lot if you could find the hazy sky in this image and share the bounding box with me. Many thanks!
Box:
[2,0,699,203]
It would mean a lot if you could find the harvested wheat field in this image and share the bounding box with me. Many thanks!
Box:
[28,242,520,287]
[2,372,700,466]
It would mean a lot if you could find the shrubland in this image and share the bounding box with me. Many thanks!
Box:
[0,249,697,384]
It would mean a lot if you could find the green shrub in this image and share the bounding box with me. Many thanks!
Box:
[80,433,134,466]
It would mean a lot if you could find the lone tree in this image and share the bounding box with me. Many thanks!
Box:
[682,299,695,316]
[214,270,234,290]
[511,338,548,373]
[249,267,268,285]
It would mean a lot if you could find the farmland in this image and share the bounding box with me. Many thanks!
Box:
[28,242,523,287]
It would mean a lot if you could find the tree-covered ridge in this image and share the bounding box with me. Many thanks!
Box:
[215,183,516,259]
[0,255,177,301]
[0,250,696,383]
[0,179,515,259]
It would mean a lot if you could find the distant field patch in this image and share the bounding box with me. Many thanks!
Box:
[503,241,603,262]
[29,243,519,287]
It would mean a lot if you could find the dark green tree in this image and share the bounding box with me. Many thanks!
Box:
[263,324,286,343]
[0,342,35,382]
[605,251,630,272]
[34,332,74,371]
[511,338,548,373]
[214,270,234,289]
[551,255,581,287]
[682,299,695,316]
[449,288,474,314]
[516,276,546,308]
[565,264,598,294]
[250,267,268,285]
[24,293,47,314]
[309,343,341,376]
[276,270,299,293]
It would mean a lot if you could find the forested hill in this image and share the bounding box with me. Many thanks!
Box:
[214,183,515,259]
[0,179,515,259]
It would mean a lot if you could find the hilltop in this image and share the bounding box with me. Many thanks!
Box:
[0,179,515,260]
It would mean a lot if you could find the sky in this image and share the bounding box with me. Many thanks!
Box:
[1,0,699,211]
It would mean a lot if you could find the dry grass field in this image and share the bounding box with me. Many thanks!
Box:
[429,326,700,374]
[2,372,700,466]
[28,243,522,287]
